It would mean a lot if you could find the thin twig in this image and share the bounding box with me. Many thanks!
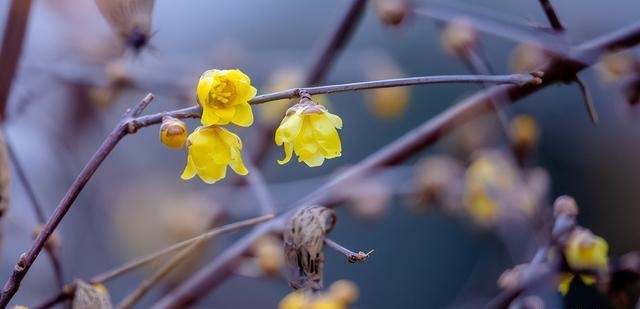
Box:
[31,215,274,309]
[324,238,373,263]
[147,21,640,309]
[0,0,33,120]
[538,0,565,32]
[0,93,155,307]
[2,129,65,290]
[133,73,543,129]
[117,240,204,309]
[574,76,599,125]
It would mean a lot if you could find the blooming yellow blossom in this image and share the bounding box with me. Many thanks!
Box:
[181,126,248,184]
[159,116,188,149]
[275,96,343,167]
[557,228,609,295]
[196,69,257,127]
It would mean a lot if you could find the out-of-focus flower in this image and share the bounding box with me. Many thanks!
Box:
[497,264,528,290]
[13,306,29,309]
[104,59,131,88]
[328,280,359,305]
[32,224,61,251]
[509,115,539,155]
[260,67,330,125]
[279,291,307,309]
[410,155,463,213]
[598,50,638,82]
[374,0,409,26]
[159,116,188,149]
[463,150,541,226]
[72,280,112,309]
[440,19,477,56]
[95,0,155,52]
[553,195,578,218]
[196,69,257,127]
[363,53,410,119]
[275,95,343,167]
[181,126,248,184]
[509,43,549,73]
[252,235,285,276]
[334,165,390,221]
[558,228,609,295]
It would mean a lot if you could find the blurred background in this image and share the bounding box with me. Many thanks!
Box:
[1,0,640,308]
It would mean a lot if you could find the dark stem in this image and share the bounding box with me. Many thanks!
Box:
[574,76,599,125]
[538,0,565,31]
[324,238,373,263]
[0,0,33,120]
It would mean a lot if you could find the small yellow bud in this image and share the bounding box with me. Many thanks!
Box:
[509,115,539,151]
[509,43,549,73]
[363,53,410,119]
[253,235,284,276]
[598,50,637,82]
[374,0,409,26]
[159,116,188,149]
[553,195,578,218]
[32,224,61,251]
[329,280,360,305]
[440,19,477,56]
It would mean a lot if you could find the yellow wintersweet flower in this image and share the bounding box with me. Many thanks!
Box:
[196,69,257,127]
[557,228,609,295]
[275,95,343,167]
[181,126,248,184]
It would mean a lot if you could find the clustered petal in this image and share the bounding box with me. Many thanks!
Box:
[181,126,248,184]
[557,228,609,295]
[197,69,257,127]
[275,100,343,167]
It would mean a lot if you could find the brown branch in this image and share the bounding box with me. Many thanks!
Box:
[0,0,33,120]
[146,21,640,309]
[538,0,565,32]
[324,238,373,263]
[0,93,155,307]
[134,73,542,129]
[574,76,599,125]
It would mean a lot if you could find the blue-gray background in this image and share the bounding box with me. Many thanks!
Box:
[1,0,639,308]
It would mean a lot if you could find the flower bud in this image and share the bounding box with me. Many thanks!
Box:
[253,235,284,276]
[509,115,539,163]
[31,224,61,251]
[329,280,360,305]
[553,195,578,218]
[509,43,549,73]
[598,50,637,82]
[564,228,608,271]
[374,0,409,26]
[441,19,477,56]
[159,116,188,149]
[363,53,410,119]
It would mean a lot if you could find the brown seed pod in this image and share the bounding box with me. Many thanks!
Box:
[283,205,336,291]
[72,280,113,309]
[94,0,155,52]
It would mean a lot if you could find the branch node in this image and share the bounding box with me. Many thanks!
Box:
[15,253,27,272]
[347,249,374,263]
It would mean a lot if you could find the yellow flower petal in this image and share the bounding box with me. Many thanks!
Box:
[326,112,343,129]
[196,75,213,106]
[310,114,341,156]
[232,103,254,127]
[201,109,221,127]
[180,156,197,180]
[301,152,325,167]
[277,142,293,165]
[275,112,303,144]
[229,150,249,175]
[197,163,227,184]
[558,272,574,295]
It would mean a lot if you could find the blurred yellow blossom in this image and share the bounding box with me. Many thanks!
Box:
[260,67,330,125]
[558,228,609,295]
[598,50,637,82]
[509,43,549,73]
[328,280,359,305]
[278,287,353,309]
[196,69,257,127]
[181,126,248,183]
[159,116,188,149]
[440,19,477,56]
[363,53,410,119]
[275,95,343,167]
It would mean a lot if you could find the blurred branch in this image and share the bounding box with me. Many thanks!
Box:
[324,238,373,263]
[414,2,568,55]
[0,0,33,121]
[538,0,565,32]
[0,93,156,307]
[574,76,599,125]
[147,21,640,309]
[32,215,274,309]
[244,159,276,215]
[2,133,65,290]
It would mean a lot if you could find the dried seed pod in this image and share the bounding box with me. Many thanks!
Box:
[72,280,113,309]
[94,0,155,52]
[284,205,336,291]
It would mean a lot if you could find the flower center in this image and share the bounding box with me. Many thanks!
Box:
[209,78,236,107]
